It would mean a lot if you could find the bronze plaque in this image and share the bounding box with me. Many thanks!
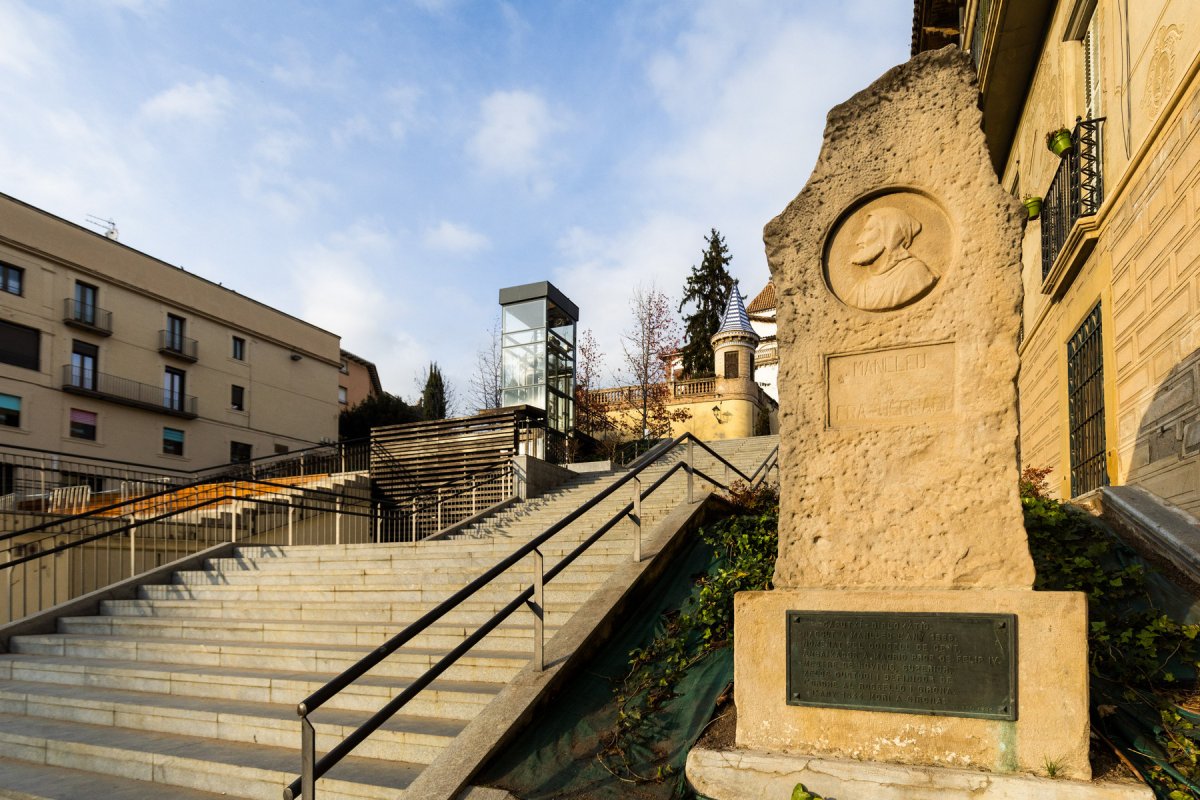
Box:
[786,611,1017,720]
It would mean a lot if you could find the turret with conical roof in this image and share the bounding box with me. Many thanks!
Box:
[709,285,761,438]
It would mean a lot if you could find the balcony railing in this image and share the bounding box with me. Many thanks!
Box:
[61,365,198,418]
[1042,117,1105,282]
[62,298,113,335]
[673,377,716,398]
[158,330,199,361]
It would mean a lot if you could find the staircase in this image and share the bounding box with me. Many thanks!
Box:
[0,436,777,799]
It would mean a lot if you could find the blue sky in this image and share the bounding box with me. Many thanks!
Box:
[0,0,914,407]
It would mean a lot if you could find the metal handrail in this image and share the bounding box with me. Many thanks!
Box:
[283,432,771,799]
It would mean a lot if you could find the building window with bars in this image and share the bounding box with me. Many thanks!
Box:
[1067,302,1108,496]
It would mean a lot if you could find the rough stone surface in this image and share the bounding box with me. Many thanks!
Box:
[764,47,1035,590]
[686,747,1154,800]
[734,589,1092,779]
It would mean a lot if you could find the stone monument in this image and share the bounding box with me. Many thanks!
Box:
[687,48,1151,798]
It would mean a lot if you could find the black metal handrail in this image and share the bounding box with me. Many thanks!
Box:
[1041,117,1105,281]
[283,433,774,799]
[61,365,198,417]
[62,298,113,334]
[158,330,199,360]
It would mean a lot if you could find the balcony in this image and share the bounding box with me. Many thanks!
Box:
[62,298,113,336]
[158,330,198,362]
[1041,117,1105,297]
[61,365,198,418]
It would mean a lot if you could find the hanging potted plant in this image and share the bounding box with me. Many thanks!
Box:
[1046,127,1073,157]
[1022,194,1043,220]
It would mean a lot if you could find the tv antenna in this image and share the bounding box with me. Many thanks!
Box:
[85,215,119,241]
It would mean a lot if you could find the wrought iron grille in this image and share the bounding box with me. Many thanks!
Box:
[1041,117,1105,282]
[1067,302,1107,496]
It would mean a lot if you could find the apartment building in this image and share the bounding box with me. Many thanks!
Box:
[0,192,341,469]
[339,349,383,409]
[914,0,1200,513]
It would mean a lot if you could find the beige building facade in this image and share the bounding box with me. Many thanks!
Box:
[917,0,1200,513]
[0,192,342,470]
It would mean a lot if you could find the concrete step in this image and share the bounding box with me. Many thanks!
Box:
[0,678,464,763]
[0,712,418,799]
[0,655,502,718]
[7,635,529,683]
[135,583,600,608]
[0,756,230,800]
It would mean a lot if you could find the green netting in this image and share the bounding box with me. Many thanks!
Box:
[476,534,732,800]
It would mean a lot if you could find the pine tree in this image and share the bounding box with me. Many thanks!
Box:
[677,228,735,378]
[420,362,448,420]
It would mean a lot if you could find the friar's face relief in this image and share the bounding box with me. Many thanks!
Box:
[850,216,886,266]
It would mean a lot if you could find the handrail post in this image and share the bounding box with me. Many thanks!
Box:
[231,484,239,543]
[335,497,342,546]
[288,498,295,547]
[301,713,316,799]
[530,548,544,672]
[686,438,694,503]
[437,488,443,531]
[129,523,137,577]
[632,476,642,562]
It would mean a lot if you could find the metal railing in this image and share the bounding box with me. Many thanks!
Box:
[61,365,199,418]
[0,475,379,625]
[158,330,199,361]
[62,298,113,334]
[1041,117,1105,281]
[0,451,518,624]
[283,433,779,799]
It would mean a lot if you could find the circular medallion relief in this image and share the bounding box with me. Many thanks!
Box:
[823,191,951,312]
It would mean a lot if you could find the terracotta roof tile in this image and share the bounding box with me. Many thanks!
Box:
[746,281,776,314]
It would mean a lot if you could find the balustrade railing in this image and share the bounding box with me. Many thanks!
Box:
[1041,117,1105,282]
[62,298,113,334]
[61,365,199,418]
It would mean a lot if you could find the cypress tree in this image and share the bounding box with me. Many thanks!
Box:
[677,228,735,378]
[421,362,448,420]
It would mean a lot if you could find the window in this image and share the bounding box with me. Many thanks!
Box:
[274,443,289,455]
[338,386,348,405]
[71,340,98,390]
[231,384,245,411]
[162,427,184,456]
[74,281,98,325]
[1068,303,1108,497]
[232,336,245,360]
[724,351,739,379]
[230,441,252,463]
[0,394,20,427]
[0,320,40,371]
[339,360,349,374]
[166,314,185,352]
[163,367,186,411]
[1084,13,1101,120]
[0,262,23,296]
[69,409,97,441]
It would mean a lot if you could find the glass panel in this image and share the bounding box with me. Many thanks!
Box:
[502,342,545,388]
[502,299,545,333]
[0,394,19,411]
[548,301,575,344]
[503,329,544,346]
[163,428,184,442]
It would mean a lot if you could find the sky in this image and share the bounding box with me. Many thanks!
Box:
[0,0,915,408]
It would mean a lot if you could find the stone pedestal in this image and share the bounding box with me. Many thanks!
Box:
[735,589,1090,778]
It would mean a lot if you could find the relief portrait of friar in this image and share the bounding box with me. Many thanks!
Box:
[846,207,938,311]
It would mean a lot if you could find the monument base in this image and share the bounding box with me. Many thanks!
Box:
[735,589,1091,779]
[686,747,1153,800]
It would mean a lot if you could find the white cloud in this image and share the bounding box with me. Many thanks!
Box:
[140,76,233,123]
[332,115,377,148]
[0,2,63,76]
[385,85,422,141]
[254,129,309,166]
[467,89,561,184]
[270,42,353,91]
[237,165,334,223]
[423,220,490,255]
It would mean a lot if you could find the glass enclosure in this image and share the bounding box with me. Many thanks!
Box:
[500,283,577,438]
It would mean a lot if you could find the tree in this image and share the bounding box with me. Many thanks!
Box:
[468,316,503,413]
[338,392,421,439]
[573,328,610,437]
[677,228,736,378]
[618,285,690,440]
[420,362,448,420]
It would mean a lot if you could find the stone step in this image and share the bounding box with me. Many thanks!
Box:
[172,567,610,587]
[0,712,418,799]
[136,583,599,608]
[0,679,463,763]
[0,756,231,800]
[58,614,555,651]
[0,655,501,718]
[7,635,529,683]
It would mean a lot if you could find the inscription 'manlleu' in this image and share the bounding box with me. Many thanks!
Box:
[827,342,955,428]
